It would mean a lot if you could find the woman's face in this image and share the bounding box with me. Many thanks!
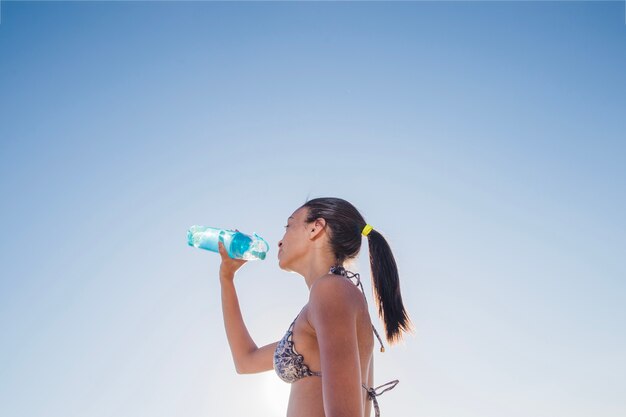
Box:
[277,206,311,272]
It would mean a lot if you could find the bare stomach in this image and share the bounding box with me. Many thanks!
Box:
[283,299,375,417]
[285,363,373,417]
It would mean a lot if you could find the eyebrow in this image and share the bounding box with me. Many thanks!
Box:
[288,216,294,221]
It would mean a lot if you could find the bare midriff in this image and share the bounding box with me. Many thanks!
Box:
[285,304,375,417]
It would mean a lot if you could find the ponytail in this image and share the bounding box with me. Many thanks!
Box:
[367,229,412,344]
[299,197,412,343]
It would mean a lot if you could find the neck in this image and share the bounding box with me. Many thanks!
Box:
[302,252,340,291]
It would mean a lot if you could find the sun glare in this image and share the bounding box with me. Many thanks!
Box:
[262,371,291,416]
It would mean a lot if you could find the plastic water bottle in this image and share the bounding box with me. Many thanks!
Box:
[187,226,269,261]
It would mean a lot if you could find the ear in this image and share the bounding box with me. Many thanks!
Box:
[309,218,327,239]
[314,217,326,229]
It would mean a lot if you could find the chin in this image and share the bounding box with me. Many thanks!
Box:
[278,258,293,272]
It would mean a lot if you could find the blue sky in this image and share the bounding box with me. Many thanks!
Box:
[1,1,625,416]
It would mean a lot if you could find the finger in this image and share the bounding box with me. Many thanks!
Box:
[219,242,232,259]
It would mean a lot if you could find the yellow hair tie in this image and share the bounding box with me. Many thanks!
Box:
[361,224,373,237]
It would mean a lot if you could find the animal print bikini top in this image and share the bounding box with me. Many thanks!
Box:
[272,265,399,417]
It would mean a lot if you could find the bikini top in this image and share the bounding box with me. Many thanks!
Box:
[272,265,399,417]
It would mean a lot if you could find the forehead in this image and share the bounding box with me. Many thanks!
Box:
[288,206,307,220]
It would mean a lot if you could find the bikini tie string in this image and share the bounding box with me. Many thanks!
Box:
[328,265,386,352]
[362,380,400,417]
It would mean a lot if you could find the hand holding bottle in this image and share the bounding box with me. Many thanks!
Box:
[218,238,248,280]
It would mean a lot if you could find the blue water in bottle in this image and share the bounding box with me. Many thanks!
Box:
[187,226,269,261]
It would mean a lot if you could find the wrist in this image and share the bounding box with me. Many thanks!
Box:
[220,272,235,284]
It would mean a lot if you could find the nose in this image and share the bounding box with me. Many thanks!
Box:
[278,241,283,249]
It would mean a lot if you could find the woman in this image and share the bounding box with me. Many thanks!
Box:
[218,197,412,417]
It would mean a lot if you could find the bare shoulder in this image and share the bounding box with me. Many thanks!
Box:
[310,273,359,299]
[308,274,364,317]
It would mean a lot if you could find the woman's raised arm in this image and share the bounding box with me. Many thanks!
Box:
[218,241,277,374]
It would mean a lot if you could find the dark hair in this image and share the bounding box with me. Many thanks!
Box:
[300,197,412,344]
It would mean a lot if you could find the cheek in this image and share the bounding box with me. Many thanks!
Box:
[282,235,303,256]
